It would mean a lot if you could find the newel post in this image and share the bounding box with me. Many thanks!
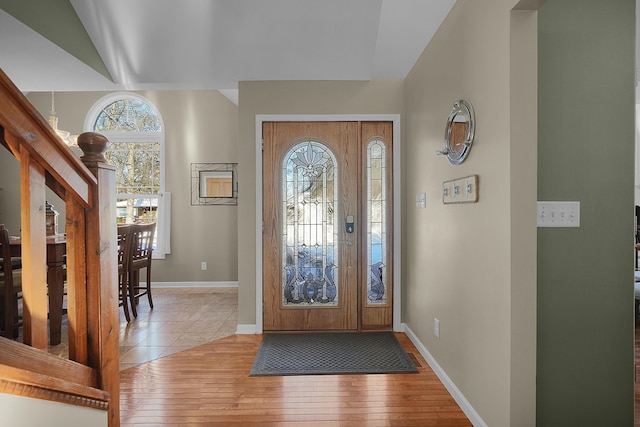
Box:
[77,132,120,427]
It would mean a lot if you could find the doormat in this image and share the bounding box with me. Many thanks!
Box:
[249,332,418,376]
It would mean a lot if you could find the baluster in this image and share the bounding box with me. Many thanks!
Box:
[20,150,48,349]
[65,199,88,364]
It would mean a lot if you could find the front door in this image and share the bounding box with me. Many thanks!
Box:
[262,121,393,331]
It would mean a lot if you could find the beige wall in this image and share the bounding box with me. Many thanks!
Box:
[0,90,239,283]
[509,4,540,426]
[236,4,539,422]
[0,393,107,427]
[236,80,404,326]
[13,1,629,424]
[403,0,536,426]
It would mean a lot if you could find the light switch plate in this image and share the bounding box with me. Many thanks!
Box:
[537,201,580,227]
[416,193,426,208]
[443,175,479,204]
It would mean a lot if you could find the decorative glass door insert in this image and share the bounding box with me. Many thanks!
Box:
[282,141,339,306]
[366,139,387,305]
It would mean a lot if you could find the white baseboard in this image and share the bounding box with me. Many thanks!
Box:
[236,324,259,334]
[402,323,487,427]
[151,281,238,288]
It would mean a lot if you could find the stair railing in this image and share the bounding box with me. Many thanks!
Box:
[0,68,120,426]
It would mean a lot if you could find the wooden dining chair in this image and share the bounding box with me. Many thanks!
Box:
[117,224,133,322]
[128,222,156,318]
[0,224,22,339]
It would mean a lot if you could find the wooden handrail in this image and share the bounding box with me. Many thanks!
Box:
[0,337,97,387]
[0,337,109,410]
[0,68,120,426]
[0,365,109,411]
[0,71,95,206]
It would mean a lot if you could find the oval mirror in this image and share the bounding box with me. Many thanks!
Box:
[438,99,475,165]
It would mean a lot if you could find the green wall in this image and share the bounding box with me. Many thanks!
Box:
[538,0,635,424]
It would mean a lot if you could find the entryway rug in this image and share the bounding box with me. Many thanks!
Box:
[249,332,418,376]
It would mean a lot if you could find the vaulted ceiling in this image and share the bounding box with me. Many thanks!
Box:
[0,0,456,103]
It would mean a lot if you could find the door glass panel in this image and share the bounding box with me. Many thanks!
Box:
[282,141,338,307]
[367,140,387,304]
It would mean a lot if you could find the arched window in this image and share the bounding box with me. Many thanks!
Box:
[85,93,169,258]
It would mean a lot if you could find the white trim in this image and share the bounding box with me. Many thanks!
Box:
[156,192,171,256]
[236,324,259,334]
[151,281,238,288]
[402,323,487,427]
[391,116,402,332]
[255,118,264,333]
[255,114,402,333]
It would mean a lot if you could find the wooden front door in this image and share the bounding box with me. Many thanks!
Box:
[262,121,393,331]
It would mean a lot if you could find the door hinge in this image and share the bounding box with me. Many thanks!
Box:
[261,139,264,151]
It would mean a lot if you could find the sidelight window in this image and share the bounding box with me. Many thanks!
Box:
[366,139,387,304]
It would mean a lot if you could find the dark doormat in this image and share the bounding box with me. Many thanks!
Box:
[249,332,418,376]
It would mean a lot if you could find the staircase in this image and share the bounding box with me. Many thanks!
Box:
[0,69,120,426]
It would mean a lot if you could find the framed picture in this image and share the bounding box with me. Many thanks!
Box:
[191,163,238,206]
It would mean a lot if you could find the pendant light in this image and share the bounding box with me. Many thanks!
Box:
[48,91,75,146]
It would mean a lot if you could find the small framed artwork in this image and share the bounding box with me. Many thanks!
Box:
[191,163,238,206]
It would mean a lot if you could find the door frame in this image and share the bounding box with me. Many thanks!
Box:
[254,114,402,333]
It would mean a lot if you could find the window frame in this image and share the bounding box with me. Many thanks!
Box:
[85,92,168,259]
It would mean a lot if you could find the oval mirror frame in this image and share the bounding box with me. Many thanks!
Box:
[442,99,475,165]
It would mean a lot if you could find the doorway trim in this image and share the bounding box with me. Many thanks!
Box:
[255,114,401,334]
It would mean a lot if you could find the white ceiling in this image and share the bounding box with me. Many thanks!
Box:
[0,0,456,104]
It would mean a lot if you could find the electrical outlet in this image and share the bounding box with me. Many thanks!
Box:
[201,261,207,271]
[434,318,440,338]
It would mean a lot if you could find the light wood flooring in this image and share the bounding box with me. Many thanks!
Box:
[43,288,640,424]
[117,287,238,370]
[120,334,471,426]
[118,289,472,426]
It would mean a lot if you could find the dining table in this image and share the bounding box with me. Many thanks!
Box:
[9,234,66,346]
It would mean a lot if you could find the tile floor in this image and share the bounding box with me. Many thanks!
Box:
[45,287,238,371]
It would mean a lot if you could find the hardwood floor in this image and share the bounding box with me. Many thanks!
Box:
[120,333,472,426]
[40,287,640,424]
[46,287,640,424]
[117,287,238,370]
